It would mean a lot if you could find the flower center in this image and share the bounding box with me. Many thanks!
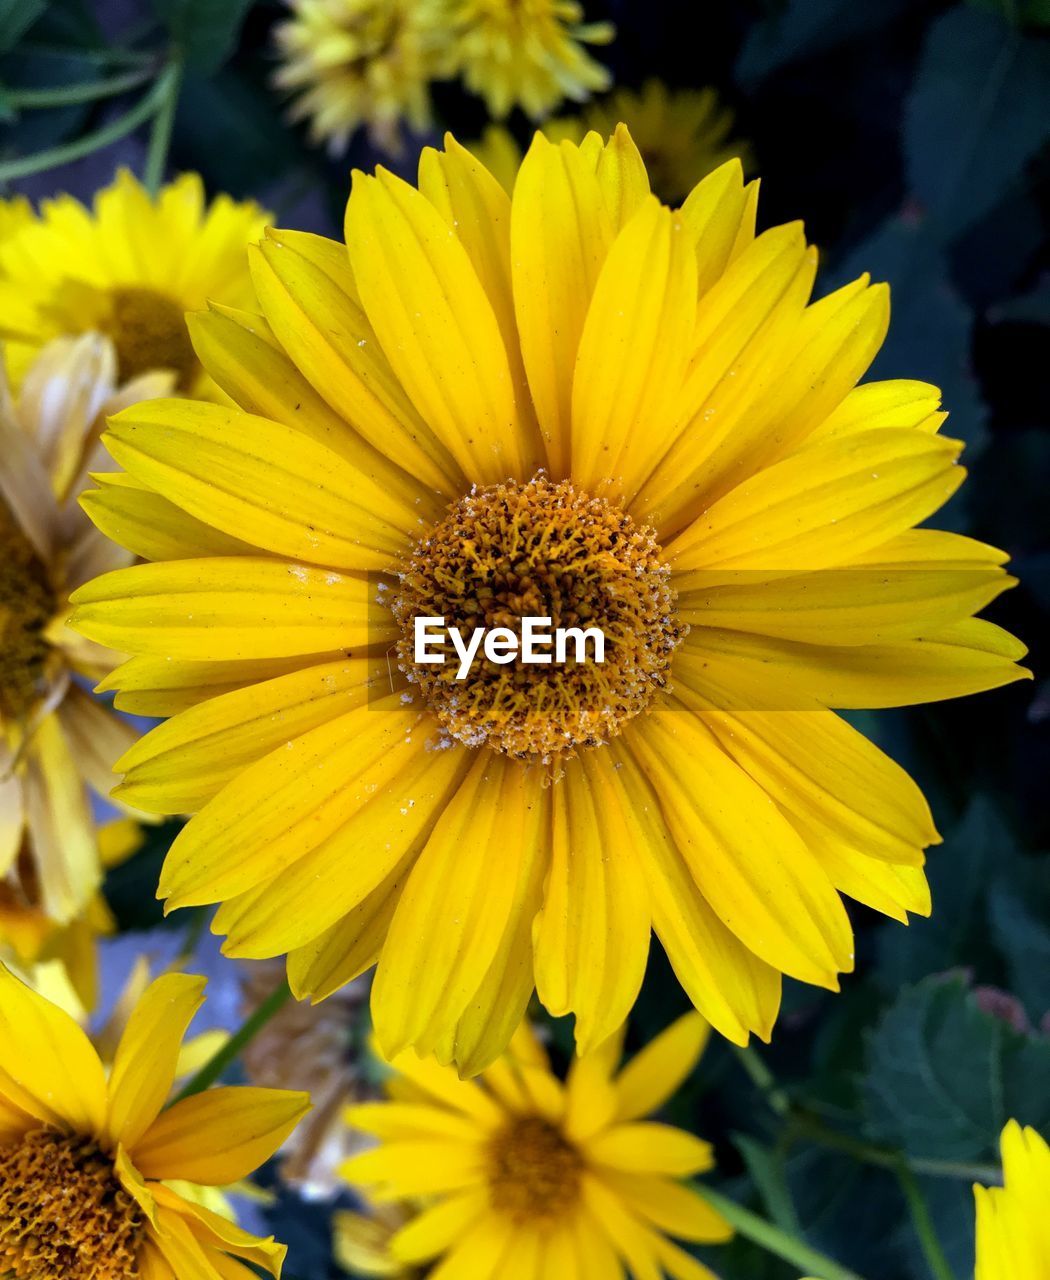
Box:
[0,1130,144,1280]
[392,475,686,761]
[487,1116,582,1223]
[105,285,197,388]
[0,501,56,721]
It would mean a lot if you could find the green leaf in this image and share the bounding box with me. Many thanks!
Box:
[151,0,255,74]
[736,0,911,84]
[0,0,45,52]
[905,7,1050,240]
[989,863,1050,1023]
[863,974,1050,1162]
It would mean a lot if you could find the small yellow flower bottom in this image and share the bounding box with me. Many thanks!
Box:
[0,500,55,720]
[487,1115,583,1223]
[0,1129,144,1280]
[103,285,197,387]
[392,474,686,760]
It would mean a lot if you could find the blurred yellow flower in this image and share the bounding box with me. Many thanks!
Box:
[1,335,167,927]
[0,170,267,398]
[342,1014,730,1278]
[446,0,613,118]
[334,1199,416,1276]
[0,964,308,1278]
[71,130,1027,1075]
[274,0,452,155]
[974,1120,1050,1279]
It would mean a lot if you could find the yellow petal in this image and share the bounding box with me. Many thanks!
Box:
[587,1122,714,1176]
[511,134,613,476]
[188,301,431,517]
[97,653,328,717]
[613,1013,710,1123]
[341,1139,488,1201]
[681,618,1029,709]
[0,963,107,1132]
[151,1184,286,1278]
[22,711,99,922]
[571,198,696,496]
[418,135,542,461]
[69,557,392,661]
[214,736,470,958]
[679,158,750,295]
[158,699,426,909]
[810,839,930,923]
[345,168,529,481]
[600,1172,732,1243]
[808,377,944,442]
[114,658,389,813]
[596,124,650,230]
[606,737,782,1045]
[533,753,650,1055]
[372,755,548,1069]
[629,704,854,988]
[674,658,939,863]
[102,399,413,570]
[390,1191,489,1264]
[133,1086,310,1184]
[105,973,206,1149]
[249,230,463,496]
[668,429,965,576]
[82,476,255,562]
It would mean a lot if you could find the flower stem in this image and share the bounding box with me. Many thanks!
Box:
[791,1114,1001,1184]
[143,57,182,194]
[894,1162,957,1280]
[691,1183,867,1280]
[172,977,292,1103]
[733,1044,791,1115]
[0,62,177,183]
[3,64,155,109]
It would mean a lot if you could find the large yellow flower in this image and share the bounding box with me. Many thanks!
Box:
[974,1121,1050,1279]
[0,964,308,1279]
[1,334,168,926]
[342,1014,729,1279]
[71,130,1028,1075]
[445,0,614,118]
[273,0,453,155]
[0,170,267,397]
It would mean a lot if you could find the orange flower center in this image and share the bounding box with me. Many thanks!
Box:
[105,285,197,388]
[0,501,56,721]
[487,1116,583,1223]
[392,475,685,762]
[0,1129,144,1280]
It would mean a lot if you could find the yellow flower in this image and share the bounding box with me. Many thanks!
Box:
[1,334,168,926]
[0,196,32,244]
[334,1199,416,1276]
[0,964,308,1279]
[71,130,1027,1075]
[0,170,267,397]
[341,1014,730,1278]
[273,0,452,155]
[974,1121,1050,1279]
[446,0,614,118]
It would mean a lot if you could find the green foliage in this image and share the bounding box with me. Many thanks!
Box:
[151,0,257,74]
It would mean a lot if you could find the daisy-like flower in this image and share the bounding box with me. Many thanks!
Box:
[0,170,267,397]
[341,1014,730,1279]
[1,334,169,927]
[0,964,308,1279]
[445,0,614,118]
[71,130,1027,1074]
[273,0,452,155]
[974,1121,1050,1279]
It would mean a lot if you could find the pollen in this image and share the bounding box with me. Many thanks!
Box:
[392,474,686,761]
[0,501,56,721]
[0,1129,144,1280]
[487,1116,583,1223]
[105,285,197,387]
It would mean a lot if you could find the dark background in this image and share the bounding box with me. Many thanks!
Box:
[2,1,1048,1276]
